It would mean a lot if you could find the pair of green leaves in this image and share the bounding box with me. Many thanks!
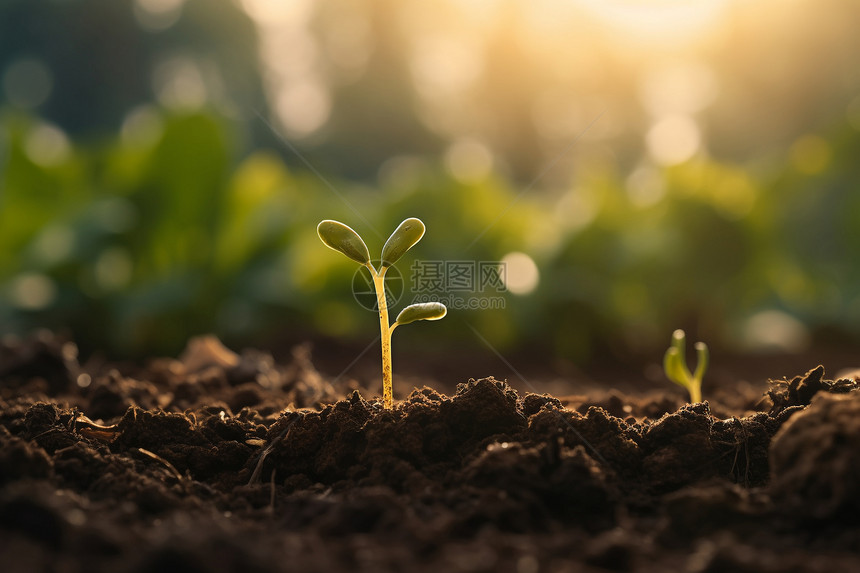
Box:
[663,329,708,403]
[318,218,425,269]
[318,218,446,324]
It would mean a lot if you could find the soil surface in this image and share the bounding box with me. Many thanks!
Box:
[2,331,860,572]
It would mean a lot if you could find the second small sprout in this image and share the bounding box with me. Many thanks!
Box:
[663,329,708,404]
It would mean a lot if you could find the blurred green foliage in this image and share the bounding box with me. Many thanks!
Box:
[2,107,860,360]
[2,0,859,369]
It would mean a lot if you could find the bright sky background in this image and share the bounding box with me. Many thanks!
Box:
[227,0,859,185]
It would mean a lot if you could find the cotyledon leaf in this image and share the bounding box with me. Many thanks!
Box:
[317,220,371,265]
[381,218,425,268]
[692,342,709,382]
[395,302,447,325]
[663,347,687,387]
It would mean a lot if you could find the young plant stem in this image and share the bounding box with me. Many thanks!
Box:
[689,384,702,405]
[369,264,394,409]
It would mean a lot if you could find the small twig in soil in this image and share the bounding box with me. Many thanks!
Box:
[137,448,183,481]
[248,415,301,485]
[709,417,752,486]
[734,417,751,487]
[31,426,66,442]
[70,413,119,443]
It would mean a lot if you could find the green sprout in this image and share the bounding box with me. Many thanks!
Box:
[663,329,709,404]
[317,218,447,409]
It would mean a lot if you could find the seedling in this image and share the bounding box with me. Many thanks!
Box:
[663,329,708,404]
[317,218,447,409]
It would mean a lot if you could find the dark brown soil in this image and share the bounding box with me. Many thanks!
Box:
[2,332,860,572]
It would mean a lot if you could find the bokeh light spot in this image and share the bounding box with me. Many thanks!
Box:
[95,248,134,292]
[93,198,139,234]
[573,0,730,45]
[2,57,53,108]
[32,226,76,266]
[445,138,493,183]
[239,0,313,26]
[275,79,331,138]
[10,273,58,310]
[639,61,717,117]
[740,310,810,353]
[133,0,185,32]
[76,374,92,388]
[625,164,665,207]
[501,252,539,295]
[411,34,483,99]
[153,57,208,110]
[646,115,701,166]
[24,123,70,167]
[555,188,598,232]
[121,106,164,147]
[324,10,373,75]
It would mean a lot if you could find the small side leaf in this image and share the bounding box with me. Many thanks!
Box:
[670,329,694,381]
[395,302,447,325]
[663,347,687,387]
[317,220,370,265]
[381,218,425,268]
[670,329,686,358]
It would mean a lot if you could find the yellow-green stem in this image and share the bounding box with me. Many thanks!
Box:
[370,265,394,409]
[689,383,702,404]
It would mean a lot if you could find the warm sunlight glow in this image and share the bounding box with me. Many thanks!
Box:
[234,0,851,188]
[238,0,312,27]
[572,0,730,44]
